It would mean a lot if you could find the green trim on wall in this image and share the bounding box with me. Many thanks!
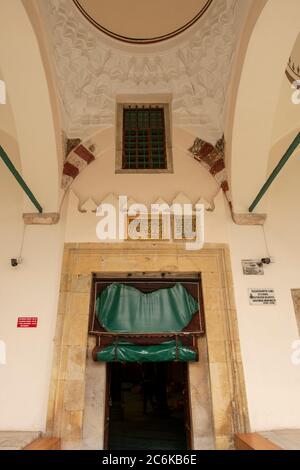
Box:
[0,145,43,213]
[249,132,300,213]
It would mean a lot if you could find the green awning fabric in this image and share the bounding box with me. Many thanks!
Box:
[95,341,197,362]
[96,283,199,333]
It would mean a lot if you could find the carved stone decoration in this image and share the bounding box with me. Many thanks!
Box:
[38,0,243,140]
[66,138,82,158]
[286,33,300,85]
[62,143,97,190]
[197,197,215,212]
[78,198,98,213]
[189,135,230,199]
[286,56,300,85]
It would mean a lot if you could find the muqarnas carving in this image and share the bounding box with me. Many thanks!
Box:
[189,135,230,199]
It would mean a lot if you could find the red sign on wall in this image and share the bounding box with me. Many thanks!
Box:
[17,317,38,328]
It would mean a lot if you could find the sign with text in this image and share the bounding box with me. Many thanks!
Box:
[242,259,264,275]
[248,289,276,306]
[17,317,38,328]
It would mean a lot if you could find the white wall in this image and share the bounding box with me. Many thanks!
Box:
[0,87,65,431]
[0,0,60,212]
[0,160,65,430]
[271,76,300,145]
[0,1,65,431]
[230,0,300,213]
[64,125,229,245]
[0,224,64,431]
[72,129,220,206]
[228,136,300,430]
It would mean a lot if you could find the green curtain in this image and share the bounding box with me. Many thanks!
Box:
[95,340,197,362]
[96,283,199,333]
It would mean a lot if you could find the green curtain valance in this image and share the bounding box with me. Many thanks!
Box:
[96,283,199,333]
[94,340,197,363]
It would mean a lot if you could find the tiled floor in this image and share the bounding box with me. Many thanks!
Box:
[1,429,299,450]
[0,431,41,450]
[261,430,300,450]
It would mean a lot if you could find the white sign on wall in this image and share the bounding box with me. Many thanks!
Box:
[248,288,276,305]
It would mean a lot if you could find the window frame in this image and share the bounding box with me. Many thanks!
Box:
[116,102,173,174]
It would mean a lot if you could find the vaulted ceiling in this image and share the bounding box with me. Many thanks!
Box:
[38,0,251,143]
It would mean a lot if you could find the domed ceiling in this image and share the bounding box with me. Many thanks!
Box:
[73,0,213,44]
[38,0,250,141]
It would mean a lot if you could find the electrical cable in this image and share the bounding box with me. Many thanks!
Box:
[262,224,271,259]
[18,223,27,261]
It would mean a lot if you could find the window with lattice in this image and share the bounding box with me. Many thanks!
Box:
[122,106,167,170]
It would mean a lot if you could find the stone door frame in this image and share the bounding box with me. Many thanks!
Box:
[46,242,249,449]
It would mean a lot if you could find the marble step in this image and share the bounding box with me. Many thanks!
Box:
[0,431,42,450]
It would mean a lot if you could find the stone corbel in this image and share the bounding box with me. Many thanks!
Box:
[23,213,60,225]
[232,212,267,226]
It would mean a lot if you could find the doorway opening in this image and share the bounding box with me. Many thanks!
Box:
[106,361,191,450]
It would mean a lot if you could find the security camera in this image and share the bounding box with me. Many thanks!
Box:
[261,258,271,265]
[10,258,22,267]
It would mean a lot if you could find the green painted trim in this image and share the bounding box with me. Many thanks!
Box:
[0,145,43,213]
[249,132,300,213]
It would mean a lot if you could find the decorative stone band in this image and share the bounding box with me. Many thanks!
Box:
[62,143,96,190]
[189,135,230,197]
